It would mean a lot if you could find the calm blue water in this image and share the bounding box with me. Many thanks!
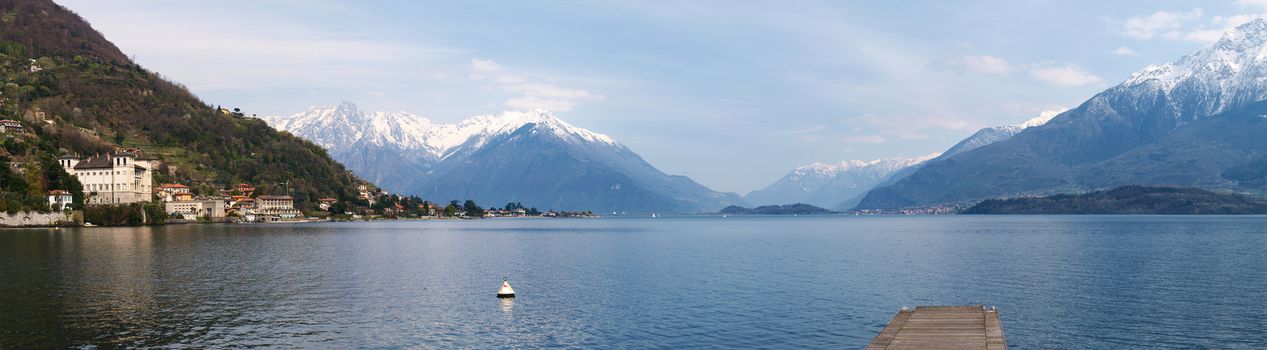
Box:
[2,216,1267,349]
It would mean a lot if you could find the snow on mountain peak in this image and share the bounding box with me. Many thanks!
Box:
[939,109,1068,159]
[790,154,939,179]
[746,153,939,207]
[1018,108,1067,128]
[1123,17,1267,106]
[260,103,616,159]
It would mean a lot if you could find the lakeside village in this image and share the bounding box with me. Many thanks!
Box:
[2,120,595,227]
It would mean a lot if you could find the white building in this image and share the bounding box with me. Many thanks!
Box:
[318,198,337,210]
[165,199,226,221]
[0,119,22,133]
[156,183,193,202]
[59,153,155,205]
[255,195,301,220]
[47,190,73,211]
[257,195,294,210]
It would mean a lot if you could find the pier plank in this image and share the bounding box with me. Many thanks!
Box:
[866,306,1007,350]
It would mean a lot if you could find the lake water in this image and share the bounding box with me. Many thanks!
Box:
[2,216,1267,349]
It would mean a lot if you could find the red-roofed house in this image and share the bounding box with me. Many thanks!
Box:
[0,119,23,134]
[235,183,256,196]
[157,183,193,202]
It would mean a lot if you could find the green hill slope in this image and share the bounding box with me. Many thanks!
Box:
[962,186,1267,215]
[0,0,365,209]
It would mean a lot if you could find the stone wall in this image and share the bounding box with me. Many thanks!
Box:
[0,211,77,227]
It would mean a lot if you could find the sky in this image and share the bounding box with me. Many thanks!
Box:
[56,0,1267,194]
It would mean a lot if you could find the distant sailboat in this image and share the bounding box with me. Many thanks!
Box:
[651,213,658,218]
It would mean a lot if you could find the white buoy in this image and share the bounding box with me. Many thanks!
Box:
[497,277,515,298]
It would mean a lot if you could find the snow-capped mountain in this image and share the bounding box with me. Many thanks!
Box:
[263,102,615,160]
[858,18,1267,209]
[261,103,439,189]
[745,154,937,208]
[261,102,744,212]
[1120,18,1267,121]
[830,110,1065,210]
[748,109,1059,210]
[940,109,1066,158]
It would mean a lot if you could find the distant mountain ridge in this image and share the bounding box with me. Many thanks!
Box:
[748,108,1062,211]
[264,102,616,160]
[940,109,1066,158]
[719,203,836,215]
[744,155,936,208]
[858,18,1267,209]
[262,103,744,212]
[962,186,1267,215]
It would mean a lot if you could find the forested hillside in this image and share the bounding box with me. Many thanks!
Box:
[962,186,1267,215]
[0,0,366,209]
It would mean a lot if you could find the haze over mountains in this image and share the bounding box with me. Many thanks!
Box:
[743,155,936,208]
[857,19,1267,209]
[745,109,1064,210]
[939,109,1066,159]
[265,19,1267,213]
[262,103,745,212]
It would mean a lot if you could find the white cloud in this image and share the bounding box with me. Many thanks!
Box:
[1112,8,1265,44]
[1028,63,1102,87]
[1189,14,1267,43]
[771,125,828,137]
[504,83,594,99]
[840,134,887,144]
[1183,29,1225,43]
[1110,46,1139,56]
[469,58,601,112]
[838,113,973,145]
[1117,9,1203,39]
[1235,0,1267,9]
[934,54,1109,89]
[1213,14,1260,28]
[469,58,503,74]
[959,55,1012,75]
[932,55,1013,75]
[765,125,830,144]
[57,2,463,92]
[506,97,580,111]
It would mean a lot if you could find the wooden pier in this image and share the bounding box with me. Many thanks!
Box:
[866,305,1006,350]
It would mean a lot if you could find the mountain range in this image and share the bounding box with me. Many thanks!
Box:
[857,18,1267,209]
[939,109,1066,159]
[743,155,936,208]
[262,103,745,212]
[746,108,1064,210]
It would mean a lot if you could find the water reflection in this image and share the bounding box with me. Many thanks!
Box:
[499,297,515,314]
[2,217,1267,348]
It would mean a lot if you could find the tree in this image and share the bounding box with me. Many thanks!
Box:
[443,203,460,217]
[330,201,348,214]
[41,160,84,209]
[463,200,484,217]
